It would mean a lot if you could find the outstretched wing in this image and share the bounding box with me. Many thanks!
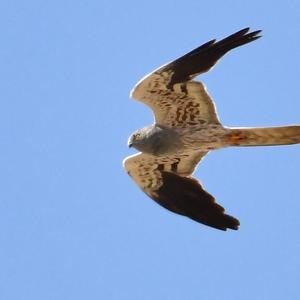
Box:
[131,28,261,128]
[123,152,239,231]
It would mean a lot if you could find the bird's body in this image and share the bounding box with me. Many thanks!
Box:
[129,123,231,155]
[134,123,300,155]
[123,28,300,231]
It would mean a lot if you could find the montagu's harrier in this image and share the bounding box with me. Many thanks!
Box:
[123,28,300,231]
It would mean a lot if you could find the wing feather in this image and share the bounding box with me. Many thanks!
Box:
[131,28,261,128]
[123,152,239,230]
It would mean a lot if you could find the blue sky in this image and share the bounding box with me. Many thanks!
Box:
[1,1,300,299]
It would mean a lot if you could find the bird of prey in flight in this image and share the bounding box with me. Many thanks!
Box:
[123,28,300,231]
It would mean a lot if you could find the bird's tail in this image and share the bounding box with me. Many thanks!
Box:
[228,125,300,147]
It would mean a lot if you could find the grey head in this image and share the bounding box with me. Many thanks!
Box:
[128,124,182,155]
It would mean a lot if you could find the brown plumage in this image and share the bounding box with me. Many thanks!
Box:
[228,126,300,147]
[124,28,300,231]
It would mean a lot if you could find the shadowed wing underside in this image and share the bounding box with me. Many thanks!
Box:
[131,28,261,128]
[124,152,239,230]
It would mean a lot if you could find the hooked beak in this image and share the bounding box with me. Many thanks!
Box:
[128,142,133,148]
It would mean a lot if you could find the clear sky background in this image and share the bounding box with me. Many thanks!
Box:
[1,1,300,299]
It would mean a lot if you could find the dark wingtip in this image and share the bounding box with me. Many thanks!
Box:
[194,209,240,231]
[217,27,262,47]
[224,215,240,230]
[153,172,240,231]
[229,27,262,37]
[245,29,263,40]
[164,27,262,86]
[235,27,251,35]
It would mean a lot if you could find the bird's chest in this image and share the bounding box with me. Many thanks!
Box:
[147,129,183,155]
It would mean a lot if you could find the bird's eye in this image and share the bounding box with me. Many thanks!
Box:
[135,133,140,139]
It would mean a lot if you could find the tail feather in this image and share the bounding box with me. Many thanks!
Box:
[229,126,300,147]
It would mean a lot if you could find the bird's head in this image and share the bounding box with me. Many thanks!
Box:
[127,124,180,155]
[127,128,148,150]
